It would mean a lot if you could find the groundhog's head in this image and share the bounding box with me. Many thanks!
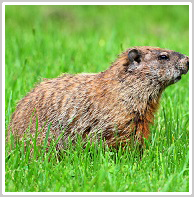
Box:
[122,46,189,88]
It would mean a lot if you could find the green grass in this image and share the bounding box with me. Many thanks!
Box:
[5,5,189,192]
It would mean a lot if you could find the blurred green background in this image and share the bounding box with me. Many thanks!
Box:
[5,5,189,192]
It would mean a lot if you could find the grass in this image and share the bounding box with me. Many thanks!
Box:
[5,5,189,192]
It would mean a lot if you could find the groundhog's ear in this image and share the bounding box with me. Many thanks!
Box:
[128,49,141,63]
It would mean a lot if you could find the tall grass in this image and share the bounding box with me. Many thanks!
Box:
[5,5,189,192]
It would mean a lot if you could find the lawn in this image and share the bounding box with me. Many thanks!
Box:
[5,5,189,192]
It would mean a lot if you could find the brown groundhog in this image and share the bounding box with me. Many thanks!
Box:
[8,46,189,150]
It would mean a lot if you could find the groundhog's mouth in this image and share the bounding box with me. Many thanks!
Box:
[174,76,182,83]
[173,66,189,84]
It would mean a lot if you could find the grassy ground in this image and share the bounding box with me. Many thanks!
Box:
[5,5,189,192]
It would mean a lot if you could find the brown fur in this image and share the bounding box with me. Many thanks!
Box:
[8,46,189,149]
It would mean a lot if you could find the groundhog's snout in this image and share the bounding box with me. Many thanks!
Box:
[184,57,189,74]
[172,56,189,84]
[179,56,189,75]
[186,61,189,70]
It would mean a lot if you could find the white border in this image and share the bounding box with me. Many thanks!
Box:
[2,2,192,195]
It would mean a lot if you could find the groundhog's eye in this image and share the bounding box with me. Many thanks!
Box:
[158,55,169,60]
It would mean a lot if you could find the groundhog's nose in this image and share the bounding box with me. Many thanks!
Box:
[179,57,189,75]
[186,61,189,70]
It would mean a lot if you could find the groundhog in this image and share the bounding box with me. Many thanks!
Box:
[8,46,189,150]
